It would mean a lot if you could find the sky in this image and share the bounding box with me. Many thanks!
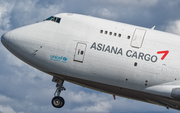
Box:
[1,0,180,113]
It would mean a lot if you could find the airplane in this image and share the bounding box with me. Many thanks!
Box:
[1,13,180,111]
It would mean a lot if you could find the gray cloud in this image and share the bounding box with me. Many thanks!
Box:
[1,0,180,113]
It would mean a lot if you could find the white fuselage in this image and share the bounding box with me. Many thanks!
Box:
[2,13,180,110]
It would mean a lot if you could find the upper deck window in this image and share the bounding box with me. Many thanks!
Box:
[45,16,61,23]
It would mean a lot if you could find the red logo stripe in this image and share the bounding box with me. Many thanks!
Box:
[157,51,169,60]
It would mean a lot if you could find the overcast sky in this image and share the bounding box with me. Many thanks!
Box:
[1,0,180,113]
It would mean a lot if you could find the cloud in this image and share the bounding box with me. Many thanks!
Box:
[93,0,158,7]
[8,0,64,29]
[0,106,16,113]
[64,91,111,112]
[0,94,22,113]
[0,0,15,35]
[165,20,180,35]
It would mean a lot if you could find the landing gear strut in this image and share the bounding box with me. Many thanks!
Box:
[51,77,66,108]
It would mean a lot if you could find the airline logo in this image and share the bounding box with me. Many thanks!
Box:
[90,42,169,63]
[157,51,169,60]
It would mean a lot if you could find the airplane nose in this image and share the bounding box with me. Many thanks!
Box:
[1,32,10,48]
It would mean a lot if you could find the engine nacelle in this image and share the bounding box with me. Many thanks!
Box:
[171,88,180,101]
[144,85,180,101]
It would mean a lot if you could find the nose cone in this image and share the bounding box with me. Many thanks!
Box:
[1,32,10,48]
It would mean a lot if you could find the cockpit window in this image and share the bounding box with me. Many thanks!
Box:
[46,16,54,20]
[56,18,61,23]
[45,16,61,23]
[52,17,56,21]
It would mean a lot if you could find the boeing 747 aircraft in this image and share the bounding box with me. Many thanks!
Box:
[1,13,180,110]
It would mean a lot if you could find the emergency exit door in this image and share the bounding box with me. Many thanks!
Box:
[131,29,147,48]
[74,43,87,63]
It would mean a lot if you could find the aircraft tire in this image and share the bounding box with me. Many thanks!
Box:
[52,96,65,108]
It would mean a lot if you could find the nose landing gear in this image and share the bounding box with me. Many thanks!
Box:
[52,77,66,108]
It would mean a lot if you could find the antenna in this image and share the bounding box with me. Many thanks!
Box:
[151,26,156,30]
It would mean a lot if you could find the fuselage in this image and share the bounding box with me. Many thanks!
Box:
[2,13,180,110]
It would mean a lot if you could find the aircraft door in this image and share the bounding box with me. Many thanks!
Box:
[131,29,147,48]
[74,43,87,63]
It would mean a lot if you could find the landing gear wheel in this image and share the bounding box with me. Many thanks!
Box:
[52,96,65,108]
